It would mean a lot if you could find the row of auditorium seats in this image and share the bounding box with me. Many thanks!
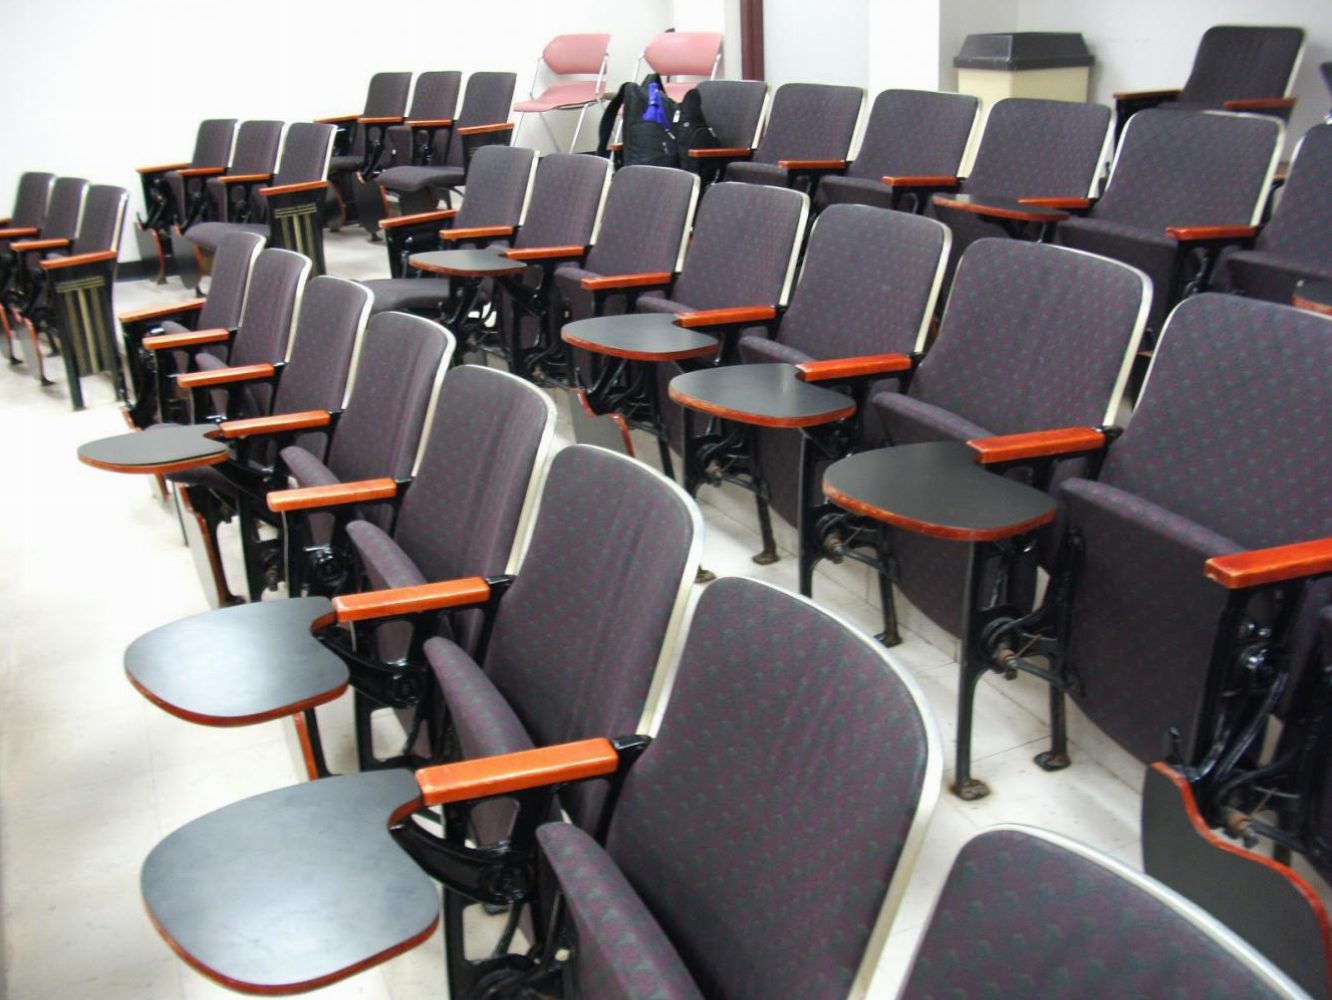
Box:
[11,18,1329,1000]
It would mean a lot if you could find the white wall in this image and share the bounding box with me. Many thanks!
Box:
[0,0,673,261]
[1014,1,1330,147]
[764,0,870,89]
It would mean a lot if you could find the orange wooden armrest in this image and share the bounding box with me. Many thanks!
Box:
[441,225,515,242]
[217,173,272,186]
[688,146,752,159]
[141,327,231,350]
[676,305,777,328]
[581,271,674,291]
[609,142,624,152]
[176,166,227,178]
[11,238,70,252]
[1018,196,1093,210]
[457,122,514,136]
[778,159,847,170]
[1204,538,1332,590]
[379,209,458,231]
[176,363,275,389]
[968,427,1106,465]
[0,226,39,239]
[1166,225,1259,242]
[137,162,192,174]
[358,116,404,125]
[883,175,959,188]
[218,409,331,439]
[415,738,619,807]
[1223,97,1296,112]
[268,477,398,513]
[796,353,913,382]
[260,180,329,197]
[504,245,585,262]
[933,194,1070,223]
[39,250,117,270]
[315,114,360,124]
[1114,88,1180,101]
[333,576,492,623]
[406,118,455,129]
[119,298,206,324]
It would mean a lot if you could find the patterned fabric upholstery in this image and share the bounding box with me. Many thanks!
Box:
[903,828,1290,999]
[363,145,534,314]
[695,80,767,150]
[365,365,550,656]
[331,73,412,170]
[932,98,1110,280]
[753,204,947,523]
[164,122,234,229]
[203,121,283,221]
[11,172,55,231]
[726,83,862,187]
[818,89,977,210]
[385,71,463,166]
[1058,108,1279,329]
[271,275,369,455]
[554,165,695,381]
[379,71,517,193]
[638,181,806,452]
[72,185,125,254]
[870,239,1148,634]
[272,122,335,188]
[427,445,696,834]
[582,577,930,998]
[226,249,307,370]
[1062,294,1332,762]
[537,823,703,1000]
[1220,124,1332,303]
[1178,26,1305,105]
[41,178,88,243]
[197,232,264,334]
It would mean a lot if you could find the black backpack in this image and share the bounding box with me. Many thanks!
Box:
[596,76,720,171]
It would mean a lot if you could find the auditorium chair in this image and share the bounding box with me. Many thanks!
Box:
[709,81,864,193]
[176,120,283,234]
[901,826,1306,999]
[1055,107,1281,335]
[318,71,412,230]
[1114,25,1305,139]
[1213,123,1332,305]
[815,88,979,213]
[376,71,518,217]
[668,203,948,567]
[134,119,236,281]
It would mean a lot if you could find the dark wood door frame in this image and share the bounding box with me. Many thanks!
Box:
[741,0,764,79]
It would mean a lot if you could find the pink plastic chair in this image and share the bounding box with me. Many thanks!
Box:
[641,31,723,101]
[514,33,611,152]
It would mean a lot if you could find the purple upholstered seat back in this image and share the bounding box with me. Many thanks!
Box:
[1091,109,1279,229]
[272,123,335,187]
[1251,123,1332,262]
[648,181,805,311]
[511,153,610,251]
[231,121,284,176]
[601,577,935,998]
[581,166,696,277]
[482,445,698,830]
[325,312,452,484]
[695,80,767,150]
[776,204,946,359]
[443,72,518,169]
[191,119,236,169]
[72,185,126,255]
[452,145,535,230]
[1179,26,1305,105]
[964,98,1110,199]
[903,827,1301,998]
[393,365,552,588]
[845,89,977,182]
[749,82,863,166]
[271,275,371,456]
[196,232,263,335]
[227,248,309,369]
[41,178,88,243]
[11,172,54,230]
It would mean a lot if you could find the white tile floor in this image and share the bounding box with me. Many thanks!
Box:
[0,229,1148,998]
